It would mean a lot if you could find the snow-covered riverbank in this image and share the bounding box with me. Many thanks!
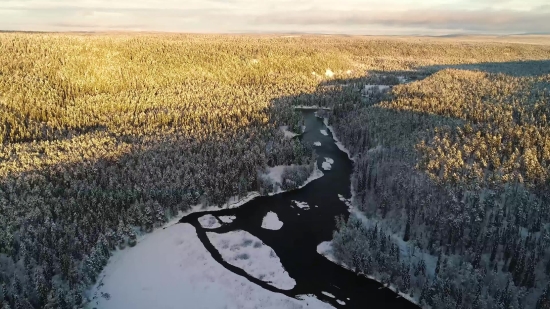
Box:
[87,223,333,309]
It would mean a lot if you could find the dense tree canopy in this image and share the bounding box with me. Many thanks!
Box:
[0,33,549,308]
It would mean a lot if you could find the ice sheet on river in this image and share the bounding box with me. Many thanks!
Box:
[219,215,236,224]
[207,230,296,290]
[322,157,334,171]
[261,211,283,230]
[89,223,333,309]
[198,214,222,229]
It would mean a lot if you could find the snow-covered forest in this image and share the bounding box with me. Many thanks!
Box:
[324,70,550,308]
[1,33,550,308]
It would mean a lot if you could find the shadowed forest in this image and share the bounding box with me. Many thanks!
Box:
[0,34,549,308]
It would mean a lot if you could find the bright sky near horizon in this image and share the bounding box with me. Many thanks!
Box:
[1,0,549,34]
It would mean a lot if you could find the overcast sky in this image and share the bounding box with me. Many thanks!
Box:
[1,0,549,34]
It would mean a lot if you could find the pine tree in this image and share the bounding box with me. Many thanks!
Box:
[536,283,550,309]
[404,215,411,242]
[435,251,442,276]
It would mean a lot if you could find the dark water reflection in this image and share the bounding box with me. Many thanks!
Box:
[179,111,418,309]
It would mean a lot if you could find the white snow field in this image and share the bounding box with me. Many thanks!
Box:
[321,157,334,171]
[261,211,283,230]
[89,223,334,309]
[320,129,328,136]
[218,215,236,224]
[198,214,222,229]
[206,230,296,290]
[314,141,321,146]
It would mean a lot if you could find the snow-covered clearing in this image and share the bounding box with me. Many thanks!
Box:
[320,129,328,136]
[322,157,333,171]
[261,211,283,230]
[261,165,287,186]
[207,230,296,290]
[292,200,310,210]
[261,164,324,195]
[89,223,333,309]
[363,85,390,92]
[198,214,222,229]
[314,141,321,146]
[293,105,331,111]
[219,216,236,224]
[280,126,299,138]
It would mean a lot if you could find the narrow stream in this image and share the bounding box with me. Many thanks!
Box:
[179,111,419,308]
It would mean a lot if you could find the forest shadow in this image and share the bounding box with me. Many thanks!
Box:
[322,59,550,90]
[418,59,550,77]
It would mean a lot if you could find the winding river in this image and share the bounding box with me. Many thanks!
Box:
[179,111,419,309]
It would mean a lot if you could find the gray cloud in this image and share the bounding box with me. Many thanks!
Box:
[255,9,550,33]
[1,0,549,34]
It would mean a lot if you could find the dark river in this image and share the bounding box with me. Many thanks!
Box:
[179,111,419,309]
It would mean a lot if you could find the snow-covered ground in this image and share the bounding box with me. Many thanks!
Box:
[261,164,324,195]
[219,216,236,224]
[316,238,418,305]
[363,85,390,92]
[207,230,295,290]
[320,129,328,136]
[261,212,283,230]
[337,194,352,210]
[323,118,354,162]
[89,223,334,309]
[314,141,321,146]
[198,214,222,229]
[293,105,331,111]
[291,200,310,210]
[280,126,299,139]
[321,157,333,171]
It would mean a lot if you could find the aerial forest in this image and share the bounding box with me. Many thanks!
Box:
[0,34,549,308]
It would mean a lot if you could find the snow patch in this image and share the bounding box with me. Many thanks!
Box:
[261,212,283,230]
[320,129,328,136]
[280,126,299,138]
[198,214,221,229]
[293,105,331,111]
[316,241,341,266]
[90,223,333,309]
[261,164,324,196]
[338,194,352,210]
[314,141,322,146]
[337,299,346,305]
[219,216,236,224]
[322,291,335,298]
[292,200,310,210]
[207,230,296,290]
